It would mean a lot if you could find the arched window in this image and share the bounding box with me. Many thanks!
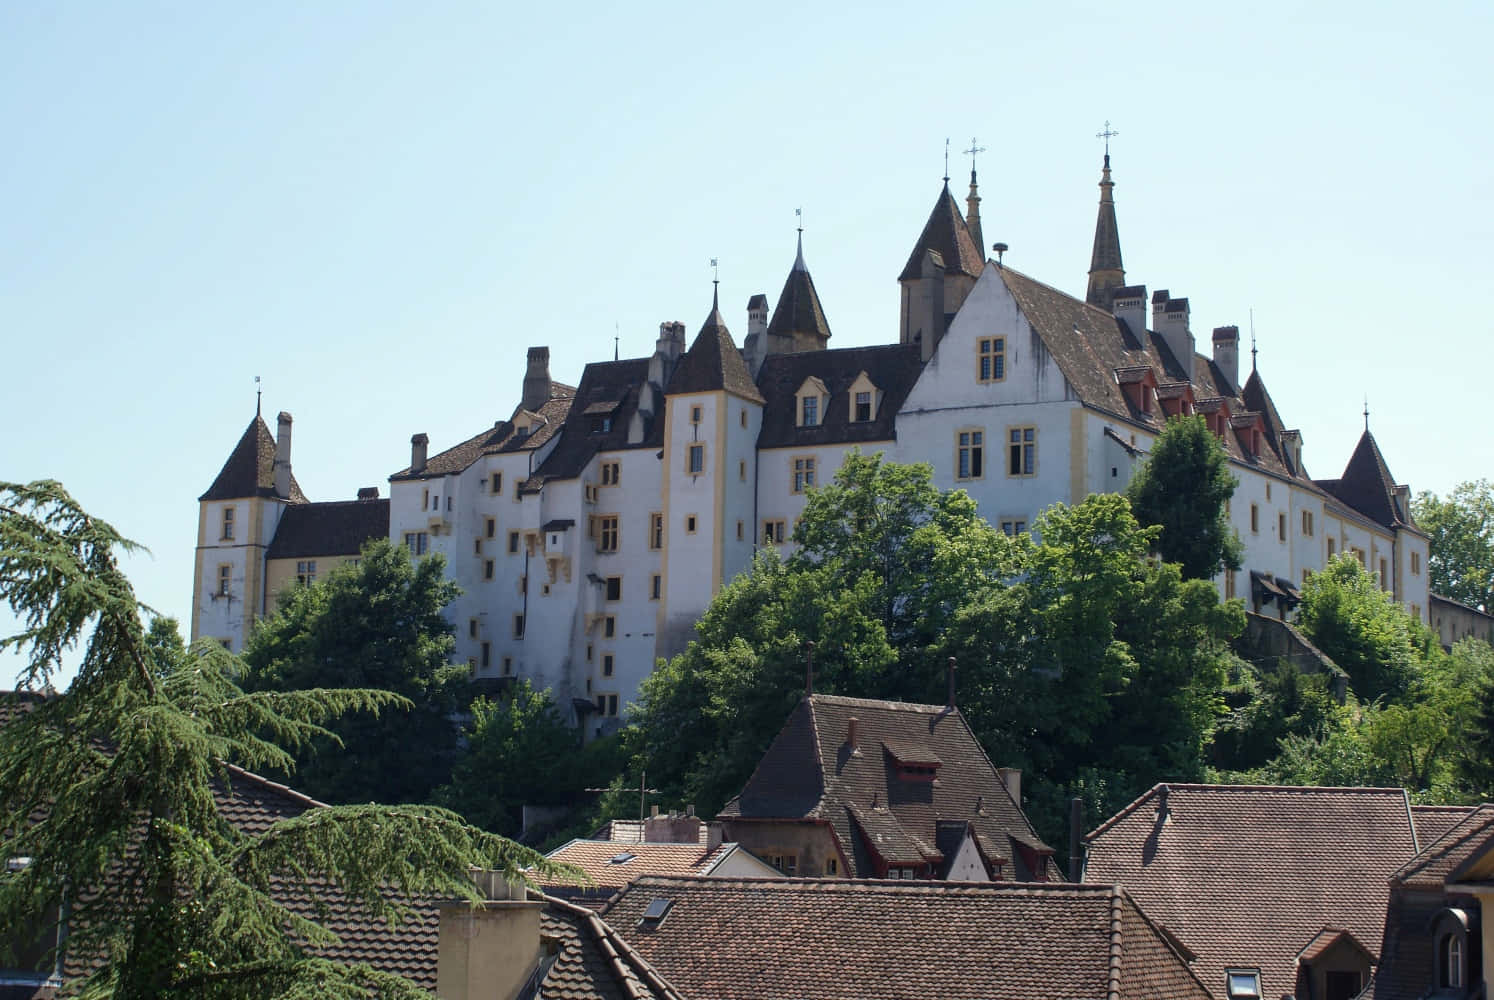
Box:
[1439,932,1464,989]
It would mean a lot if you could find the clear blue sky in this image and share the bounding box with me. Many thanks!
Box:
[4,1,1491,686]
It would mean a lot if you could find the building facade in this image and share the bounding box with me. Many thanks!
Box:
[194,153,1431,729]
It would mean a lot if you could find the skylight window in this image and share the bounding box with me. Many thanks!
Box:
[638,897,674,931]
[1226,970,1261,1000]
[608,851,636,865]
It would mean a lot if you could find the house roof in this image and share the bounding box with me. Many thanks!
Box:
[264,498,389,560]
[665,295,764,403]
[540,840,736,896]
[539,894,688,1000]
[601,875,1211,1000]
[1409,804,1478,850]
[526,358,662,489]
[199,415,308,503]
[764,235,832,345]
[1393,803,1494,889]
[755,344,922,450]
[1084,783,1422,1000]
[899,184,986,282]
[388,383,577,482]
[718,694,1054,880]
[1316,430,1414,531]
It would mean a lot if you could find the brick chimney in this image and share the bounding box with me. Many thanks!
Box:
[847,717,859,752]
[273,412,293,498]
[1212,325,1240,392]
[521,347,551,413]
[436,870,548,1000]
[410,433,429,475]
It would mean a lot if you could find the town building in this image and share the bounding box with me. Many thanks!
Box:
[192,150,1432,725]
[540,836,778,909]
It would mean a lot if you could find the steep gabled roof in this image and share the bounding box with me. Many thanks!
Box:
[1085,784,1420,1000]
[719,694,1053,879]
[540,895,688,1000]
[1317,430,1413,531]
[1409,804,1477,849]
[602,876,1212,1000]
[527,358,661,489]
[1394,802,1494,889]
[755,344,922,450]
[387,383,577,481]
[765,236,832,345]
[666,296,764,403]
[898,184,985,281]
[540,839,733,897]
[199,415,307,502]
[264,498,389,560]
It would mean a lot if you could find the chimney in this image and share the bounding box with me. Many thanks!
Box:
[1068,797,1084,882]
[945,656,957,710]
[847,717,859,752]
[1212,325,1240,391]
[357,486,379,500]
[411,433,429,475]
[747,294,768,341]
[706,821,725,852]
[1112,284,1146,343]
[648,322,687,390]
[1152,291,1195,380]
[273,412,293,498]
[521,346,552,415]
[997,767,1021,807]
[1280,429,1303,476]
[436,869,547,1000]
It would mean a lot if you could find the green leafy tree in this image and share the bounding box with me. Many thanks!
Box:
[0,480,569,999]
[1297,554,1419,703]
[242,539,465,805]
[1125,414,1244,580]
[1413,480,1494,612]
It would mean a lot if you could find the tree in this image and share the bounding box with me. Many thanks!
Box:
[1413,480,1494,612]
[1296,554,1419,703]
[0,480,569,999]
[241,539,466,805]
[1125,414,1244,581]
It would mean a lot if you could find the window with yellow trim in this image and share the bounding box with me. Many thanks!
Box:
[1006,426,1036,477]
[792,456,817,493]
[687,443,705,475]
[600,461,620,486]
[220,506,235,541]
[648,512,663,550]
[956,429,984,481]
[978,337,1006,382]
[762,520,786,545]
[598,515,619,553]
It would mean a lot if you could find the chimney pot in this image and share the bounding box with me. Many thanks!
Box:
[946,656,957,710]
[997,767,1022,807]
[357,486,379,500]
[410,433,429,475]
[273,411,293,498]
[847,716,859,751]
[521,346,552,413]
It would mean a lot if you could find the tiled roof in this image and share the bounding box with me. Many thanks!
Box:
[540,840,732,896]
[539,895,687,1000]
[755,344,922,450]
[899,184,986,282]
[388,384,577,481]
[1085,783,1421,1000]
[264,498,389,560]
[666,296,764,403]
[1409,804,1477,849]
[1393,803,1494,888]
[528,359,661,487]
[199,415,307,502]
[1316,430,1414,531]
[602,876,1211,1000]
[765,237,832,345]
[719,694,1054,880]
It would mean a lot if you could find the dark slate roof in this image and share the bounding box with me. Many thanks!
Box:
[1089,161,1124,274]
[899,184,985,282]
[264,498,389,560]
[602,876,1212,1000]
[755,344,922,450]
[665,296,764,403]
[200,415,307,502]
[527,359,661,489]
[719,694,1054,880]
[764,237,832,344]
[1085,784,1421,1000]
[388,384,577,481]
[1316,431,1413,531]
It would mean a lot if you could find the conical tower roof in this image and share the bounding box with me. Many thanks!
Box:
[1331,430,1409,530]
[898,184,985,282]
[766,232,832,347]
[666,289,765,403]
[1086,154,1126,308]
[199,414,306,502]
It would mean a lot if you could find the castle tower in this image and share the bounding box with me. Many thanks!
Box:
[763,230,833,359]
[1085,153,1126,310]
[191,407,305,652]
[898,183,984,361]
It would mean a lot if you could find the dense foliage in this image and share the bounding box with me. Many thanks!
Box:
[0,480,567,999]
[1125,414,1244,581]
[1413,479,1494,612]
[241,539,466,805]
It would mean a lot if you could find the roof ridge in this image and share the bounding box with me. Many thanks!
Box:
[808,693,950,713]
[220,761,331,810]
[1106,887,1124,1000]
[1086,782,1414,842]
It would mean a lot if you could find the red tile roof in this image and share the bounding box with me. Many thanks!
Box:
[1393,803,1494,889]
[602,875,1211,1000]
[1085,784,1421,1000]
[541,840,731,894]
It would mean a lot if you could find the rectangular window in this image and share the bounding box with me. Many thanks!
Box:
[480,641,491,668]
[763,520,787,545]
[1250,505,1259,533]
[854,390,872,422]
[600,461,620,486]
[508,531,520,553]
[221,506,235,540]
[513,614,525,638]
[740,408,748,428]
[957,429,985,480]
[490,471,502,494]
[502,656,513,676]
[598,515,620,553]
[519,574,528,594]
[648,512,664,550]
[602,653,614,677]
[978,337,1006,382]
[651,573,662,600]
[1226,970,1262,1000]
[999,519,1027,537]
[604,615,616,638]
[217,564,231,597]
[1352,546,1366,567]
[1302,511,1313,536]
[686,515,698,534]
[1007,426,1036,477]
[485,517,496,539]
[792,456,817,493]
[687,443,705,475]
[1327,537,1336,558]
[737,520,744,540]
[295,560,317,586]
[1412,551,1421,575]
[1279,512,1287,543]
[740,459,748,481]
[474,538,483,556]
[690,405,703,424]
[801,396,819,427]
[484,559,495,580]
[422,489,429,511]
[608,694,618,716]
[404,531,429,556]
[468,618,478,639]
[605,576,621,601]
[826,857,839,876]
[1265,483,1273,502]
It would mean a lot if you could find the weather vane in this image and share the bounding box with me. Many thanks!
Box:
[1096,120,1119,158]
[795,207,802,233]
[943,137,951,182]
[255,375,261,416]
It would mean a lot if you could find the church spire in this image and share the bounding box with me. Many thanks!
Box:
[1086,123,1126,310]
[964,138,987,259]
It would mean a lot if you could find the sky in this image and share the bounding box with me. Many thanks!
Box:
[4,1,1492,687]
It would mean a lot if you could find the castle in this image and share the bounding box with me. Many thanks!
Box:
[192,152,1430,736]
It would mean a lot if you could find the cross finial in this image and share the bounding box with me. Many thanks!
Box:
[1364,396,1370,431]
[614,321,619,362]
[1096,120,1119,167]
[944,137,950,183]
[1250,309,1258,373]
[254,375,261,417]
[964,137,987,179]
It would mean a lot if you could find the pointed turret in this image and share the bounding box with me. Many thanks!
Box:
[1085,153,1126,310]
[666,287,764,403]
[899,183,984,360]
[200,413,306,502]
[762,230,832,359]
[966,167,984,260]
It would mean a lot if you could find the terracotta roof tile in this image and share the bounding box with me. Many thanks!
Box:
[389,384,577,482]
[1409,804,1477,850]
[1393,803,1494,888]
[1085,784,1421,1000]
[539,895,687,1000]
[540,840,727,896]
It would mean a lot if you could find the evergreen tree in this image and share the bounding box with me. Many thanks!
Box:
[1125,414,1244,581]
[0,480,568,999]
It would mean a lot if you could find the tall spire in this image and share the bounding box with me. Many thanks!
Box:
[1085,123,1126,310]
[794,209,806,272]
[964,138,987,260]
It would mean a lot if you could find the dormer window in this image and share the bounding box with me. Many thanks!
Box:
[1115,366,1157,416]
[884,741,941,782]
[1440,933,1464,989]
[795,376,830,428]
[847,371,880,423]
[802,396,819,426]
[1225,970,1261,1000]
